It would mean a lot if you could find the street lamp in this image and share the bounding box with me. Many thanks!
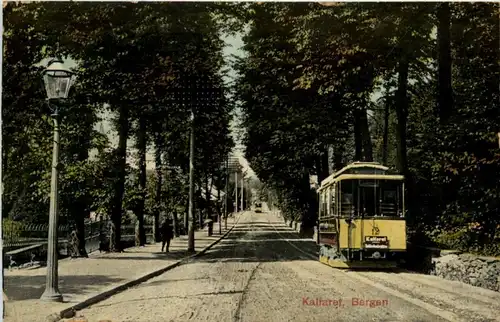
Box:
[40,58,74,302]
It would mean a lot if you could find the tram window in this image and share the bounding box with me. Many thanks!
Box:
[359,185,377,217]
[340,193,354,217]
[319,194,327,218]
[343,193,353,204]
[383,190,396,203]
[330,187,336,215]
[379,181,403,216]
[380,182,399,204]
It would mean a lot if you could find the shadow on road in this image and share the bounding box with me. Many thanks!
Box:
[3,274,125,301]
[189,221,411,274]
[186,224,320,264]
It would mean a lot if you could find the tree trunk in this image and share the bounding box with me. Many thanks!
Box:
[382,93,390,165]
[70,203,88,258]
[217,183,222,234]
[333,144,344,170]
[198,184,204,228]
[301,167,315,230]
[135,115,147,246]
[172,211,180,237]
[395,57,410,177]
[321,146,330,180]
[353,110,363,161]
[437,2,453,123]
[184,196,189,233]
[359,108,373,162]
[206,174,211,221]
[70,148,90,258]
[109,105,130,252]
[315,156,323,184]
[153,140,162,242]
[353,108,373,162]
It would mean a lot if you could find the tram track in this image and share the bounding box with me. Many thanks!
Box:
[266,213,500,322]
[196,211,265,322]
[232,262,263,322]
[230,213,264,322]
[68,210,500,322]
[161,211,273,322]
[165,212,248,322]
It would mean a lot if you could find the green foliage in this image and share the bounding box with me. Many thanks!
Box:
[2,219,23,241]
[235,2,499,254]
[2,2,234,250]
[434,227,500,257]
[3,2,498,256]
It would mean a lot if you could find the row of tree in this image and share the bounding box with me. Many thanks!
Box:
[2,2,236,255]
[236,3,499,255]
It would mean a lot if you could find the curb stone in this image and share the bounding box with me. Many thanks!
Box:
[46,214,242,322]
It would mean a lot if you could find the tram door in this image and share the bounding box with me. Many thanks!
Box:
[357,180,379,252]
[358,180,378,217]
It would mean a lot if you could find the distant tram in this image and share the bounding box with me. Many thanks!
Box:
[317,162,406,268]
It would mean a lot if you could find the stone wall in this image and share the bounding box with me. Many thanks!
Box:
[431,253,500,292]
[283,220,314,239]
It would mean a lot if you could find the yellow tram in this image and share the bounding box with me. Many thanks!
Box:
[317,162,406,268]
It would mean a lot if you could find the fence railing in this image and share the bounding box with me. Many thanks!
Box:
[3,220,155,254]
[3,223,72,249]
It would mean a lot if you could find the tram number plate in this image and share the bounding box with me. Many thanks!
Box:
[364,236,388,248]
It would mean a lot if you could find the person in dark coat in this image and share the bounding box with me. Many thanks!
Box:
[161,218,174,252]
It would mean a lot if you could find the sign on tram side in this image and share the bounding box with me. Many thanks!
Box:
[364,236,389,249]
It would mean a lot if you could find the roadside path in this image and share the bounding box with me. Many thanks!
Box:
[3,216,238,322]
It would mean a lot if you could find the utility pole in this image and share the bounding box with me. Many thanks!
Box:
[235,171,238,213]
[217,182,221,235]
[247,179,251,207]
[245,179,248,209]
[268,190,271,212]
[240,175,244,211]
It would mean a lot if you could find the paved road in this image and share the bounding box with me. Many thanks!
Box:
[74,211,500,322]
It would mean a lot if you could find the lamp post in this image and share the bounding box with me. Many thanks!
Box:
[40,58,75,302]
[235,171,238,213]
[240,174,244,211]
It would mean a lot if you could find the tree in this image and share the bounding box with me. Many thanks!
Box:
[235,2,499,255]
[3,2,236,254]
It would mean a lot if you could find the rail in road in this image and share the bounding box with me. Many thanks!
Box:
[70,210,500,322]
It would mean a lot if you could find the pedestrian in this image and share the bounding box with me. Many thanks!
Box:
[161,218,174,253]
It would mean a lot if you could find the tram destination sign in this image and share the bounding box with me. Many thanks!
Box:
[359,180,379,188]
[364,236,388,248]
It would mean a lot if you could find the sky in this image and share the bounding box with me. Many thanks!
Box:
[221,32,256,178]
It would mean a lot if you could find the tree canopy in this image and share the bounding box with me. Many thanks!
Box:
[2,2,235,253]
[3,2,499,256]
[235,2,499,255]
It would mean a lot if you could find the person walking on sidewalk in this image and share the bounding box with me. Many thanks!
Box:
[161,218,174,253]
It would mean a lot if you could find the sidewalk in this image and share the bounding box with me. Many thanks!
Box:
[3,216,239,322]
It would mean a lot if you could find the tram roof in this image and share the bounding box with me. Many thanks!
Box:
[318,162,399,190]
